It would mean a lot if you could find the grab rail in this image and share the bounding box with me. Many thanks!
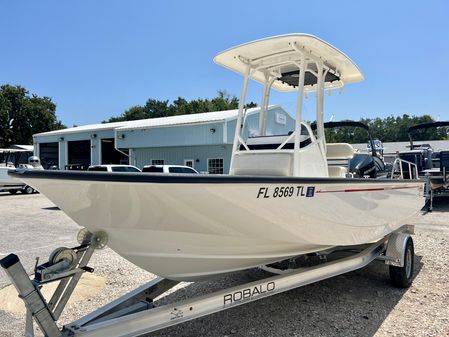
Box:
[391,158,419,180]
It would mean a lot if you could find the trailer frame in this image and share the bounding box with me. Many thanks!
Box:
[0,225,415,337]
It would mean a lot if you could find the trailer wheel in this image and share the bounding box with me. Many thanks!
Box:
[389,237,414,288]
[9,190,18,195]
[22,186,34,194]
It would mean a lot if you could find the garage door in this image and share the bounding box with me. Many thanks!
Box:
[68,140,91,168]
[101,138,128,164]
[39,142,59,169]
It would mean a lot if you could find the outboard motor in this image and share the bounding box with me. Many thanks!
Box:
[349,154,376,178]
[349,153,386,178]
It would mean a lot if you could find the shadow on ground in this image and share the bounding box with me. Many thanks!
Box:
[41,206,60,211]
[144,256,423,337]
[0,192,23,197]
[0,192,38,198]
[430,196,449,212]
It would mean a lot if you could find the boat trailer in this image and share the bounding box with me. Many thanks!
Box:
[1,226,415,337]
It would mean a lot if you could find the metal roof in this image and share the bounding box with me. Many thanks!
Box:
[116,106,275,131]
[33,120,133,137]
[33,106,275,137]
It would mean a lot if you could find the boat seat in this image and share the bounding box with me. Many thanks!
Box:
[326,144,354,177]
[328,166,348,178]
[231,152,293,176]
[326,143,355,160]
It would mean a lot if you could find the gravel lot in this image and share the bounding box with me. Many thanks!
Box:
[0,192,448,337]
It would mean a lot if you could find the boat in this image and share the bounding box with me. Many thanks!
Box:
[398,121,449,209]
[0,165,20,187]
[0,147,37,194]
[11,34,425,281]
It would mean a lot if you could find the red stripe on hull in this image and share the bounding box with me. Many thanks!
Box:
[316,185,421,194]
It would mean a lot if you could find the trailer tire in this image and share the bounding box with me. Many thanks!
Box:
[22,186,34,194]
[389,237,414,288]
[9,190,18,195]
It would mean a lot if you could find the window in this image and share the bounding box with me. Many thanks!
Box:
[111,166,140,172]
[167,166,198,174]
[183,167,198,174]
[88,166,108,172]
[208,158,224,174]
[152,159,164,165]
[168,167,183,173]
[142,166,163,173]
[184,159,194,168]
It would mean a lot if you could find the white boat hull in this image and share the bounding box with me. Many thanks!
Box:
[14,172,424,281]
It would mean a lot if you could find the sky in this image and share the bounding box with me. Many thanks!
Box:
[1,1,449,127]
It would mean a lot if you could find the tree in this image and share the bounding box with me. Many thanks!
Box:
[0,85,65,148]
[104,90,257,123]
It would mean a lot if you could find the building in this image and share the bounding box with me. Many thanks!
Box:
[33,106,295,173]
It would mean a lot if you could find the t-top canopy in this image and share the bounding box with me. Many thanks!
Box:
[408,121,449,133]
[214,34,364,92]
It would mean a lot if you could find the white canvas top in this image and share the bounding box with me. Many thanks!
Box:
[10,145,34,151]
[214,34,364,92]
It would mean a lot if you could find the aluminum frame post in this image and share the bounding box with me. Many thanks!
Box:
[26,308,35,337]
[230,63,251,173]
[315,63,328,171]
[258,78,269,136]
[293,53,307,176]
[316,62,325,140]
[258,76,275,136]
[69,277,178,328]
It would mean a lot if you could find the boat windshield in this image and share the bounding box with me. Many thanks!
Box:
[242,124,312,151]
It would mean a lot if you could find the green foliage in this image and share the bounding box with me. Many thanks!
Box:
[325,114,448,143]
[0,85,65,148]
[105,90,257,123]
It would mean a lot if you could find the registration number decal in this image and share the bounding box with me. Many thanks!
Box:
[256,186,315,199]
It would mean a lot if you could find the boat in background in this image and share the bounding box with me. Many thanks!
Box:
[11,34,425,281]
[0,147,38,194]
[398,121,449,210]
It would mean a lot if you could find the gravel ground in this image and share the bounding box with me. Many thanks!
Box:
[0,192,448,337]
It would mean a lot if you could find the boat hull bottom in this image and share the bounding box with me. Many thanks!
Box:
[100,228,335,281]
[119,247,336,281]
